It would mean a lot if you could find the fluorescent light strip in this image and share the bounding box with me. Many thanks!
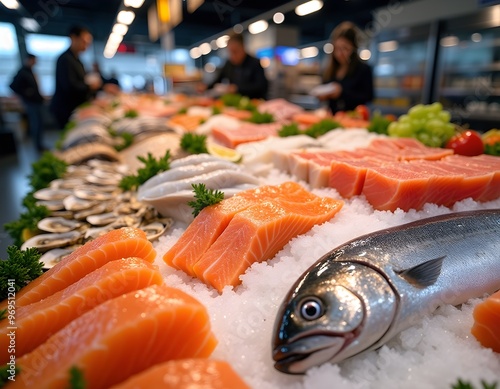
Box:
[248,20,268,35]
[378,40,398,52]
[117,10,135,25]
[295,0,323,16]
[112,23,128,36]
[124,0,145,8]
[0,0,19,9]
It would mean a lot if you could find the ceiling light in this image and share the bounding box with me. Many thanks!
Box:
[300,46,319,59]
[204,63,216,73]
[189,47,201,59]
[199,42,211,55]
[216,35,229,48]
[117,10,135,25]
[233,24,243,34]
[20,18,40,32]
[260,58,271,68]
[108,32,124,45]
[210,39,218,50]
[323,42,333,54]
[471,33,482,43]
[248,20,268,35]
[112,23,128,36]
[295,0,323,16]
[0,0,19,9]
[378,40,398,52]
[273,12,285,24]
[440,36,459,47]
[359,49,371,60]
[124,0,145,8]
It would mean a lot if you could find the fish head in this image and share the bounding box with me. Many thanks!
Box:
[272,258,398,374]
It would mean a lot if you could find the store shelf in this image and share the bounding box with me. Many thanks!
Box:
[440,87,500,97]
[376,88,422,98]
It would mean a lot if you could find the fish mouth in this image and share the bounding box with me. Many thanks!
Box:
[273,334,349,374]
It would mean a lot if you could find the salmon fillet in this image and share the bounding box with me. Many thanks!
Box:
[110,359,250,389]
[0,258,163,363]
[212,123,280,148]
[9,284,217,389]
[192,197,343,292]
[165,182,314,276]
[0,227,156,309]
[471,290,500,353]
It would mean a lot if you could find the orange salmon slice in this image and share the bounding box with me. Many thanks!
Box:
[192,197,343,292]
[110,359,250,389]
[10,284,217,389]
[0,257,163,363]
[164,182,315,276]
[0,227,156,309]
[471,290,500,353]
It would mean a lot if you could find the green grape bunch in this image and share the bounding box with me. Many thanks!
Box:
[388,102,455,147]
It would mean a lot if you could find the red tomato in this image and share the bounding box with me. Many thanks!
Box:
[355,105,370,121]
[445,130,484,156]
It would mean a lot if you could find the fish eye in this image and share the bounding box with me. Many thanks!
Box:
[299,298,324,321]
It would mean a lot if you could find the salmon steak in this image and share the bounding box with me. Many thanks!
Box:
[0,257,163,363]
[471,289,500,353]
[8,284,217,389]
[0,227,156,309]
[165,182,343,292]
[110,359,250,389]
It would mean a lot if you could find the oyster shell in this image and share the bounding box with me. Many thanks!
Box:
[86,212,118,226]
[37,217,81,233]
[141,219,173,241]
[20,231,82,252]
[85,173,120,186]
[39,246,81,269]
[73,203,110,220]
[63,195,97,211]
[36,200,65,211]
[50,178,85,190]
[73,187,114,201]
[33,188,72,201]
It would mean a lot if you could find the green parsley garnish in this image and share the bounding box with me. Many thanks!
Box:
[188,183,225,217]
[247,111,274,124]
[180,133,208,155]
[29,152,68,191]
[0,246,43,300]
[303,119,341,138]
[278,123,301,137]
[124,109,139,118]
[452,378,498,389]
[67,366,86,389]
[119,150,171,191]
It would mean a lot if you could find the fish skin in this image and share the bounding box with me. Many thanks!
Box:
[272,209,500,374]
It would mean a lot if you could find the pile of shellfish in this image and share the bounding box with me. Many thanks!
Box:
[21,159,172,269]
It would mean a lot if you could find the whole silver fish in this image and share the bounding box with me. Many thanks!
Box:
[272,209,500,374]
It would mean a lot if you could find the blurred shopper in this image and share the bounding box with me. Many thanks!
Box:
[50,26,101,129]
[318,22,374,113]
[9,54,46,151]
[200,33,268,99]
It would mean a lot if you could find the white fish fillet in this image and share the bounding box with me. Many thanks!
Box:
[142,184,257,222]
[139,169,260,201]
[138,160,241,196]
[169,154,222,168]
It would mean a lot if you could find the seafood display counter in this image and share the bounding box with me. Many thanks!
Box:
[2,93,500,389]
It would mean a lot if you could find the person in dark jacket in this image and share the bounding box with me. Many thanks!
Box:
[202,33,268,99]
[318,22,374,113]
[10,53,46,151]
[50,26,101,129]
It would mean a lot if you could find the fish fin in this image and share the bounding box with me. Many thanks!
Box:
[396,256,445,288]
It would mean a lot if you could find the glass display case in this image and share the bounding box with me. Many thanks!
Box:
[371,24,432,115]
[435,7,500,131]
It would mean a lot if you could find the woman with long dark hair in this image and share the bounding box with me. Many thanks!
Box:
[318,22,374,113]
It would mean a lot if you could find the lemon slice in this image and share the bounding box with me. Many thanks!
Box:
[207,143,242,162]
